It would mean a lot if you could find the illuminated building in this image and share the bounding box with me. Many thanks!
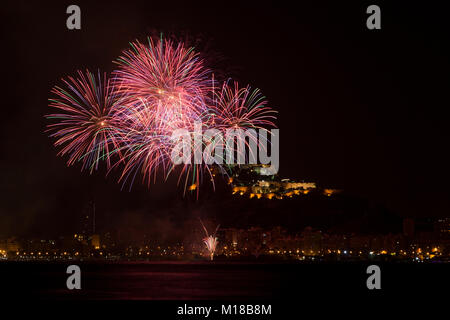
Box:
[228,164,334,199]
[435,218,450,236]
[91,234,101,250]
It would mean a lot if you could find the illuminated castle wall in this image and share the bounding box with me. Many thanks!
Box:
[229,164,340,199]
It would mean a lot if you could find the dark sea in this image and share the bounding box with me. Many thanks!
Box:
[0,260,448,300]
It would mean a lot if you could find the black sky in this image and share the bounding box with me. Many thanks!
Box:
[1,1,450,236]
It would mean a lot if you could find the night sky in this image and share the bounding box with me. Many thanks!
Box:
[1,1,450,237]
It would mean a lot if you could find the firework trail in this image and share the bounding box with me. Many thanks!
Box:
[111,37,212,191]
[205,80,278,166]
[113,36,211,122]
[207,80,277,131]
[46,70,122,172]
[200,219,220,261]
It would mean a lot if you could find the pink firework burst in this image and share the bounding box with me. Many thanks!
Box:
[46,70,122,172]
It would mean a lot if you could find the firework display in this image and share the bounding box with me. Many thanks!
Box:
[200,219,220,261]
[46,36,277,192]
[46,70,122,172]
